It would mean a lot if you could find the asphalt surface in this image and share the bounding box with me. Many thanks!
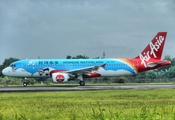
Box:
[0,84,175,92]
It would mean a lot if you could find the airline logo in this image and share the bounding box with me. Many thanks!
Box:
[56,74,65,82]
[139,35,164,68]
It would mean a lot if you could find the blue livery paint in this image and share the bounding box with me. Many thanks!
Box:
[9,59,137,76]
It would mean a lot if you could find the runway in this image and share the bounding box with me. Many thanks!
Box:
[0,84,175,92]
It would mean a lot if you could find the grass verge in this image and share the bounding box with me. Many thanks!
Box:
[0,88,175,119]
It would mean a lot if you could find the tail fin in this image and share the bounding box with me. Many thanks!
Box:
[135,32,167,60]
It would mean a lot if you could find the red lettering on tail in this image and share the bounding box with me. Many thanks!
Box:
[135,32,167,68]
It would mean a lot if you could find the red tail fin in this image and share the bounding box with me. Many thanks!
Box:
[136,32,167,60]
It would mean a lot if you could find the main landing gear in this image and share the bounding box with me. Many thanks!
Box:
[79,81,85,86]
[78,75,85,86]
[23,77,28,87]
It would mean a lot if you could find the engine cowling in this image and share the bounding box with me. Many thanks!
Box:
[52,73,70,83]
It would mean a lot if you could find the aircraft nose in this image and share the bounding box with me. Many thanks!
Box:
[2,67,10,75]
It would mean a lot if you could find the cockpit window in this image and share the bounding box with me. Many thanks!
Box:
[11,64,16,67]
[11,64,16,72]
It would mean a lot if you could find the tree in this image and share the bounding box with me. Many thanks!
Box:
[0,65,3,77]
[171,58,175,66]
[167,66,175,78]
[146,70,157,79]
[66,55,72,59]
[2,57,19,67]
[72,55,89,59]
[164,55,171,61]
[158,55,172,72]
[118,76,129,83]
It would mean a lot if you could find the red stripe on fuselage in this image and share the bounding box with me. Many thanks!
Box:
[83,72,101,78]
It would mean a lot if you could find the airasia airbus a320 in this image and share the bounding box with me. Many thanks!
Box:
[2,32,171,86]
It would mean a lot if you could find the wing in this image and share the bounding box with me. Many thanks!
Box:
[49,64,106,76]
[67,64,106,75]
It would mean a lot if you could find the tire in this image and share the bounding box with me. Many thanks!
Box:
[79,81,85,86]
[23,82,27,87]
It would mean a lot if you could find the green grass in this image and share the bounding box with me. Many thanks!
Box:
[1,89,175,120]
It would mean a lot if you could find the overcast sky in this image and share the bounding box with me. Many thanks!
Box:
[0,0,175,64]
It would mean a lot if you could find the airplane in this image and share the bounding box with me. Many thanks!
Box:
[2,32,171,87]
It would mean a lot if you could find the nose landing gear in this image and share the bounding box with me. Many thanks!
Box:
[23,77,28,87]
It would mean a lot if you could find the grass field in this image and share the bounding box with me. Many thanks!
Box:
[1,88,175,120]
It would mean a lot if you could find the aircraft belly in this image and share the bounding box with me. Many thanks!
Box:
[98,69,133,77]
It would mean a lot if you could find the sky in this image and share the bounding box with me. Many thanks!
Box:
[0,0,175,64]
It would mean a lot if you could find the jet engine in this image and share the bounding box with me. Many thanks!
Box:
[52,73,70,83]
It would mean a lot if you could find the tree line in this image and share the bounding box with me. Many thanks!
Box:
[0,55,175,85]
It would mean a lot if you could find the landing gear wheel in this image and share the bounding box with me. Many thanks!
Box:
[79,81,85,86]
[23,82,27,87]
[23,77,28,87]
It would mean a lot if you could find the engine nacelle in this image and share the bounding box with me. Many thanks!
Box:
[52,73,70,83]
